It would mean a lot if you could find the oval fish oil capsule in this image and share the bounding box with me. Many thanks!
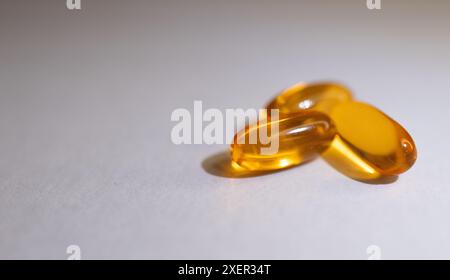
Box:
[322,101,417,180]
[266,82,353,115]
[231,111,335,171]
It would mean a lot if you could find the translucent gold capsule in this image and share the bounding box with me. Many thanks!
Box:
[266,82,353,114]
[322,101,417,181]
[231,112,335,171]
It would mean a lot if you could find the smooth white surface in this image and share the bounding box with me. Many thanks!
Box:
[1,0,450,259]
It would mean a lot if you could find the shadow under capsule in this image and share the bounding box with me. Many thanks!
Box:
[202,151,315,178]
[321,136,398,185]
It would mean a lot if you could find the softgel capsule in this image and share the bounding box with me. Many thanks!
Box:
[322,101,416,180]
[231,81,417,182]
[231,111,335,171]
[266,82,353,115]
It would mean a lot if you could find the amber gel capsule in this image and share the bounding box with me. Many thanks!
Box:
[266,82,353,115]
[322,101,417,180]
[231,111,335,171]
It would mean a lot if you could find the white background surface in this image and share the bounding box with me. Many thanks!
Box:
[1,0,450,259]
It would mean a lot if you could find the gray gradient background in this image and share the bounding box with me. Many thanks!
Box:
[1,0,450,259]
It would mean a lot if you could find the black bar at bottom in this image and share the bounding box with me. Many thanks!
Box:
[0,260,449,278]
